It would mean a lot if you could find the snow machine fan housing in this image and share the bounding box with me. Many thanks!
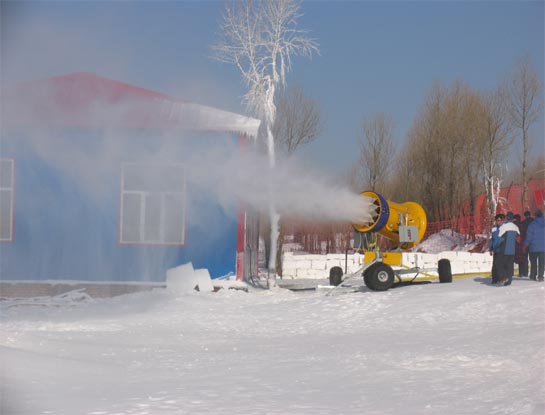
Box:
[352,191,427,249]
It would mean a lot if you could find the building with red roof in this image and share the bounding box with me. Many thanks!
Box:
[1,73,260,282]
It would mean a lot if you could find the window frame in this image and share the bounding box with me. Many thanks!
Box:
[0,158,15,243]
[119,162,186,246]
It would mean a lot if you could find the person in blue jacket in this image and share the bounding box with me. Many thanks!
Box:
[489,213,505,284]
[524,209,545,281]
[496,211,520,286]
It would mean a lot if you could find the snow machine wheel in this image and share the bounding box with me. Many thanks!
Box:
[329,266,344,286]
[438,259,452,283]
[363,263,394,291]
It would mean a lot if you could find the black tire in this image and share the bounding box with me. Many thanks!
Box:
[363,263,394,291]
[438,259,452,283]
[329,266,344,286]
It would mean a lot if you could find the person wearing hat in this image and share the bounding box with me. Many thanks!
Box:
[496,211,520,286]
[524,209,545,281]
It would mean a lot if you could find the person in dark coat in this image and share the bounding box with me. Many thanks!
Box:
[518,211,533,277]
[489,213,505,284]
[524,209,545,281]
[496,211,520,286]
[513,214,527,278]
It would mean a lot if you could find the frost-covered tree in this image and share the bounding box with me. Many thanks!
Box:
[483,162,504,223]
[212,0,318,279]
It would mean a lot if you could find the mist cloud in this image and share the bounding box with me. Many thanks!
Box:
[183,143,375,225]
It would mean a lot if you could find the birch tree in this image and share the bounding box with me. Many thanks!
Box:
[212,0,318,279]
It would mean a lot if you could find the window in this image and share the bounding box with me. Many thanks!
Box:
[0,158,14,242]
[120,163,185,245]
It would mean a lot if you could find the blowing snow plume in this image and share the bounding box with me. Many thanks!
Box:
[185,144,376,226]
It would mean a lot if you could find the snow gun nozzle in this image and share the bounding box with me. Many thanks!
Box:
[352,191,428,249]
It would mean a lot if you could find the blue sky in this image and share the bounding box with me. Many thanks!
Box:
[2,0,544,176]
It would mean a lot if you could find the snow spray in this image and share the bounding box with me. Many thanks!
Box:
[184,142,376,225]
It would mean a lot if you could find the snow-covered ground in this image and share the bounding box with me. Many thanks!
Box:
[1,275,544,415]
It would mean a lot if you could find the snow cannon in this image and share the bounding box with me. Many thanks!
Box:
[352,191,427,249]
[326,191,451,294]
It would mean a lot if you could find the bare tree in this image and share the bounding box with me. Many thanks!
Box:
[440,82,480,225]
[406,83,447,221]
[389,152,413,202]
[354,113,396,191]
[386,66,539,231]
[212,0,318,278]
[481,85,513,225]
[271,84,322,275]
[398,82,487,223]
[273,85,322,156]
[459,86,496,237]
[507,56,543,210]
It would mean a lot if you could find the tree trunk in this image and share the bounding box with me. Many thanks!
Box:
[275,221,284,278]
[522,126,528,210]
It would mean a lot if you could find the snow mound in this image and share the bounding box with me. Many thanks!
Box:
[415,229,487,254]
[1,288,93,311]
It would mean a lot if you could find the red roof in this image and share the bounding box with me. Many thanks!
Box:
[16,72,176,105]
[4,72,260,135]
